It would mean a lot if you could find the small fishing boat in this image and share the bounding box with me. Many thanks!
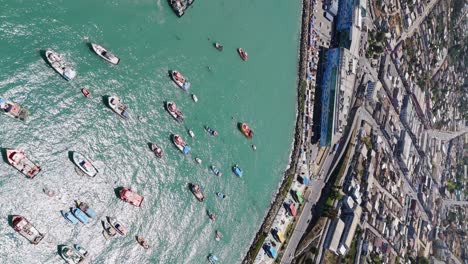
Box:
[188,129,195,138]
[102,220,117,240]
[0,97,29,121]
[72,208,90,224]
[215,230,222,241]
[81,88,91,98]
[76,201,97,218]
[205,126,218,136]
[74,244,89,257]
[208,212,216,221]
[213,43,223,51]
[137,236,150,249]
[120,187,144,207]
[72,152,98,177]
[252,144,257,151]
[208,254,219,264]
[239,122,253,139]
[192,94,198,102]
[107,216,128,236]
[189,183,204,202]
[6,149,41,179]
[237,48,248,61]
[211,166,222,177]
[60,245,83,264]
[108,96,129,119]
[44,49,76,81]
[43,187,56,197]
[150,143,164,158]
[232,164,243,177]
[172,134,190,154]
[11,216,45,245]
[170,70,191,91]
[165,101,185,122]
[91,43,120,65]
[216,192,226,199]
[195,157,202,164]
[61,210,79,225]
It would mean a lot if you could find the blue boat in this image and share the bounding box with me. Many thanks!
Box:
[76,201,97,218]
[232,165,243,177]
[72,208,90,224]
[61,210,79,225]
[263,244,278,259]
[207,254,219,264]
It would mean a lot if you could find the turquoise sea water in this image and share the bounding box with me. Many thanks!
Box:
[0,0,301,263]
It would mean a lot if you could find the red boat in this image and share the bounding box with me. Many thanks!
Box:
[237,48,248,61]
[81,88,91,98]
[12,215,45,244]
[239,123,253,139]
[6,149,41,179]
[119,188,144,207]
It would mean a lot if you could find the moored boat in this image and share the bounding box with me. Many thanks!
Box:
[215,230,222,241]
[74,244,89,257]
[239,122,253,139]
[91,43,120,65]
[119,187,144,207]
[61,210,80,225]
[213,43,223,51]
[205,126,218,136]
[44,49,76,81]
[192,94,198,102]
[107,216,128,236]
[108,96,129,119]
[165,101,185,122]
[211,166,222,177]
[137,236,150,249]
[150,143,164,158]
[76,201,97,219]
[172,134,190,154]
[170,70,191,91]
[232,164,243,177]
[188,129,195,138]
[11,216,45,245]
[6,149,41,179]
[0,97,29,121]
[189,183,204,202]
[72,208,90,224]
[72,152,98,177]
[81,88,91,98]
[102,220,117,240]
[195,157,202,164]
[237,48,248,61]
[60,245,83,264]
[208,254,219,264]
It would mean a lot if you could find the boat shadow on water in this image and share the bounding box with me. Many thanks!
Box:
[7,215,15,228]
[114,187,124,199]
[0,148,9,164]
[67,151,74,163]
[38,50,48,65]
[102,95,110,108]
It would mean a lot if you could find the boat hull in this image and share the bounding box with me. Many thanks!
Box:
[170,70,191,91]
[72,152,98,177]
[91,43,120,65]
[172,134,190,154]
[44,49,76,81]
[150,143,164,158]
[189,183,204,202]
[165,101,185,122]
[0,98,29,121]
[60,245,83,264]
[107,216,128,236]
[62,210,79,225]
[119,187,144,207]
[108,96,129,119]
[72,208,90,224]
[12,216,45,245]
[6,149,41,179]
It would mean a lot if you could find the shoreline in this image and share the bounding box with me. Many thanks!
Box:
[241,0,311,262]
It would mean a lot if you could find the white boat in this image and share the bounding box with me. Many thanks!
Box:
[188,129,195,138]
[195,157,202,164]
[12,216,45,244]
[192,94,198,102]
[6,149,41,179]
[91,43,120,65]
[108,96,129,119]
[172,134,190,154]
[0,98,28,121]
[72,152,98,177]
[60,245,83,264]
[44,49,76,81]
[107,216,128,236]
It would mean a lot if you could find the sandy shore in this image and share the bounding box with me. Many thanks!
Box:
[241,0,311,262]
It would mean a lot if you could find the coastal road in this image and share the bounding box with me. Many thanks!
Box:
[281,179,325,264]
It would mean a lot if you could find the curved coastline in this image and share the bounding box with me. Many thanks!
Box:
[242,0,311,262]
